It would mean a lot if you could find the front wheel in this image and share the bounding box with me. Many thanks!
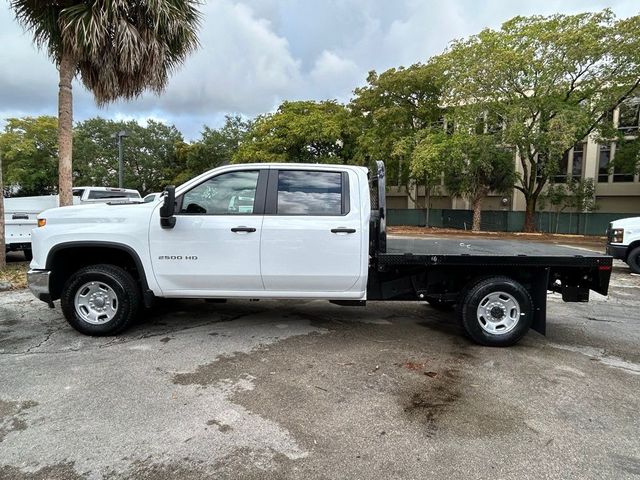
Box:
[458,276,533,347]
[60,264,141,336]
[627,247,640,274]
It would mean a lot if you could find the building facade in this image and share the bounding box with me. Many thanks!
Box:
[387,97,640,214]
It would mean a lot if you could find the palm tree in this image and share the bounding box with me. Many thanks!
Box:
[11,1,201,206]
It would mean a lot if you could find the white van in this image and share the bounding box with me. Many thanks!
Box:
[607,216,640,274]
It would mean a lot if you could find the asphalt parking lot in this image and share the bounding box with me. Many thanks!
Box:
[1,256,639,479]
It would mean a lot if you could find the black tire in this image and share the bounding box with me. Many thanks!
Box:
[458,276,533,347]
[627,247,640,274]
[426,297,455,312]
[60,264,141,336]
[23,248,33,261]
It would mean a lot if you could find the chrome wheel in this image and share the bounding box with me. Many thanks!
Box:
[74,281,118,325]
[476,291,520,335]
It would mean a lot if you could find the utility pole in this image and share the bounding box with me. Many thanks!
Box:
[111,130,128,188]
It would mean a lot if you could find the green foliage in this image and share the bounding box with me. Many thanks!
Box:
[175,115,253,184]
[350,64,442,186]
[73,117,183,195]
[0,117,58,196]
[233,101,357,164]
[540,178,597,212]
[11,0,202,103]
[432,9,640,228]
[612,136,640,175]
[412,130,515,205]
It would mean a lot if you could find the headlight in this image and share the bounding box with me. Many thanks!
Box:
[37,218,46,228]
[611,228,624,243]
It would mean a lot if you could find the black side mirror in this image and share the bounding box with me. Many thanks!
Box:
[160,186,176,229]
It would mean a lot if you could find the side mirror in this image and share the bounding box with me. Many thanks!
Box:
[160,186,176,229]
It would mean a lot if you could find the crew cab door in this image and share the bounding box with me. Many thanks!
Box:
[149,169,267,295]
[260,168,364,294]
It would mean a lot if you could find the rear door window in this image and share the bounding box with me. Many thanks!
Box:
[276,171,346,215]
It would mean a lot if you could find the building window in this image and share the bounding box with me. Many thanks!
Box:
[572,143,584,179]
[618,97,640,134]
[552,143,584,183]
[554,151,569,183]
[598,144,611,183]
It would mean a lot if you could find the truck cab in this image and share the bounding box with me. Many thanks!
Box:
[607,216,640,274]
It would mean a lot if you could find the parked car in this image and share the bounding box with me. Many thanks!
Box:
[4,187,141,259]
[607,216,640,274]
[143,192,162,203]
[72,187,141,203]
[27,162,612,347]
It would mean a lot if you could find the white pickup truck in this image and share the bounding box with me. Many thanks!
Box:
[4,187,140,259]
[27,162,613,347]
[606,216,640,274]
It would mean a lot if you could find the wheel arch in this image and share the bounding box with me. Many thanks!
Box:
[46,241,154,307]
[626,241,640,260]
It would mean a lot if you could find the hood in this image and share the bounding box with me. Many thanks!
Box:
[38,201,155,225]
[610,216,640,229]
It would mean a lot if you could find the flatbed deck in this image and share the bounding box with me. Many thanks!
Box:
[381,236,612,268]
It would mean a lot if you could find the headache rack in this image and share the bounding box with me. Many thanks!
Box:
[369,160,387,255]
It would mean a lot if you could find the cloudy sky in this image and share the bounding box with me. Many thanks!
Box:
[0,0,637,140]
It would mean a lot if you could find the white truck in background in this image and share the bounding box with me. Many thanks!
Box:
[4,187,141,260]
[607,216,640,274]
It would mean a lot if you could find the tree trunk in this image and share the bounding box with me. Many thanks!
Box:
[523,197,537,233]
[0,152,5,269]
[471,194,482,232]
[425,187,431,227]
[57,50,75,207]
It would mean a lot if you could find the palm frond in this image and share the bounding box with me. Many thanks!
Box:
[11,0,203,104]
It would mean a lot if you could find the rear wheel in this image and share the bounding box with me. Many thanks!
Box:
[627,247,640,274]
[458,276,532,347]
[60,264,140,336]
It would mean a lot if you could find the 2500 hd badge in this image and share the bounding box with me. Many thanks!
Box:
[158,255,198,260]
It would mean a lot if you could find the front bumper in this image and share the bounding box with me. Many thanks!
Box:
[27,269,53,306]
[606,244,627,260]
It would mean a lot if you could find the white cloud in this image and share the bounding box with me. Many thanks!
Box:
[308,51,360,101]
[0,0,638,139]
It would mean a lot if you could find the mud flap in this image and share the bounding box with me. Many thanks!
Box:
[531,268,550,336]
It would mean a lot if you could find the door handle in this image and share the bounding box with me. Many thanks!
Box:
[231,226,256,233]
[331,228,356,234]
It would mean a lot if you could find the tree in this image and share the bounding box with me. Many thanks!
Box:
[175,115,253,183]
[541,178,597,233]
[0,117,59,196]
[74,118,183,195]
[412,130,515,231]
[11,0,201,206]
[233,101,357,164]
[432,10,640,231]
[350,64,442,200]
